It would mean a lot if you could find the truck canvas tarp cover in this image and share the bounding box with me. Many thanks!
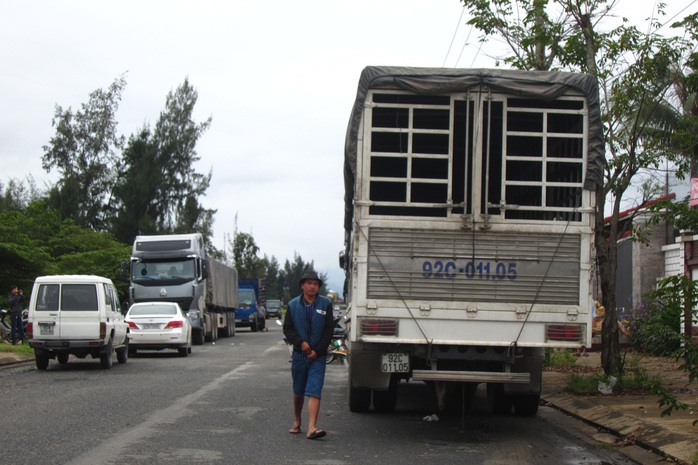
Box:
[207,259,238,309]
[343,66,605,234]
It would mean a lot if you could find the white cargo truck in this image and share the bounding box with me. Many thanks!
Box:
[123,233,238,345]
[340,67,603,415]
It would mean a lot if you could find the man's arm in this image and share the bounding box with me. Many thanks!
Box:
[282,306,303,349]
[314,302,335,356]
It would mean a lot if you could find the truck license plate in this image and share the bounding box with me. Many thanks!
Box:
[39,324,54,336]
[381,353,409,373]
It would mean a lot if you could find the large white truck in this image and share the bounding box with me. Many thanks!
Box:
[124,233,238,345]
[340,67,604,416]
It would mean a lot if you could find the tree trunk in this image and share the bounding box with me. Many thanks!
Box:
[595,186,621,375]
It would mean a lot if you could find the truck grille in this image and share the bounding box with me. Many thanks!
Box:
[367,228,581,305]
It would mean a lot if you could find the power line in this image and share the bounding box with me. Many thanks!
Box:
[443,4,466,67]
[455,24,475,68]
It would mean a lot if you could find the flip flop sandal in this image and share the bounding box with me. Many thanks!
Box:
[288,425,301,434]
[307,429,326,440]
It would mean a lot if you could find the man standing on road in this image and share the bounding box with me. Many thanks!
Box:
[9,286,25,344]
[283,270,334,440]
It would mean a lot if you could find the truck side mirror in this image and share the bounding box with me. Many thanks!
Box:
[120,262,129,281]
[339,251,346,269]
[201,259,210,280]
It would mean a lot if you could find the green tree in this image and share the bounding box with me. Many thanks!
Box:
[280,252,328,303]
[259,255,283,300]
[110,78,215,242]
[0,201,131,305]
[0,207,56,297]
[152,78,214,235]
[232,231,262,278]
[42,75,126,231]
[110,128,162,243]
[0,177,42,213]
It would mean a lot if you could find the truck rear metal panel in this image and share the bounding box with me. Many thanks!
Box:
[367,228,580,304]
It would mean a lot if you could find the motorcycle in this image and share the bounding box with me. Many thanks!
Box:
[326,316,348,365]
[0,308,29,343]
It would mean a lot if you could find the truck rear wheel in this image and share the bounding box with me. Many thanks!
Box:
[373,375,398,413]
[193,328,205,345]
[348,369,371,413]
[513,393,540,417]
[219,313,230,338]
[487,383,513,415]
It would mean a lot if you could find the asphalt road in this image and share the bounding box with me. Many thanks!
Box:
[0,323,659,465]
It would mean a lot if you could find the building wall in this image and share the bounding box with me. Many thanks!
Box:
[663,242,682,278]
[631,213,671,306]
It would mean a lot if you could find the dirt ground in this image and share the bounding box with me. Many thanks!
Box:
[547,348,698,395]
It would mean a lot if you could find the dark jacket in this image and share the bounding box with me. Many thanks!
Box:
[283,294,334,356]
[9,293,24,315]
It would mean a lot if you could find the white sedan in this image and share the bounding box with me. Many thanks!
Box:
[125,302,192,357]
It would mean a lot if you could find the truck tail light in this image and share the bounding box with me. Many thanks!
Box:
[26,322,33,340]
[165,320,184,329]
[360,318,398,336]
[546,324,584,342]
[100,322,107,340]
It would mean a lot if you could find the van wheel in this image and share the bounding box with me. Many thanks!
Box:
[57,353,69,365]
[100,342,113,369]
[116,342,128,364]
[35,349,49,370]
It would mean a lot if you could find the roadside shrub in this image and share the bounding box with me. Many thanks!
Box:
[544,348,577,367]
[567,356,662,395]
[630,275,689,356]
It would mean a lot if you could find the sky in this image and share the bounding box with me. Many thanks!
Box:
[0,0,694,295]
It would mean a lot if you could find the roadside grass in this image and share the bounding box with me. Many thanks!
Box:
[546,349,664,395]
[567,357,663,395]
[0,340,33,356]
[544,348,578,367]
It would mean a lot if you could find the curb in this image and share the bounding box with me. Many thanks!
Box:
[0,353,34,370]
[542,389,696,465]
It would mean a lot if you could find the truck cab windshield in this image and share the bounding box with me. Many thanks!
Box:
[132,259,195,283]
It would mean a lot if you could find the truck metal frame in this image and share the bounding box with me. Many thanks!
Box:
[125,233,238,345]
[341,67,604,415]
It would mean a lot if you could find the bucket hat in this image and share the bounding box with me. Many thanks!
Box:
[299,270,323,287]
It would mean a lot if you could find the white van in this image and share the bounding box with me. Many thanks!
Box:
[27,275,129,370]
